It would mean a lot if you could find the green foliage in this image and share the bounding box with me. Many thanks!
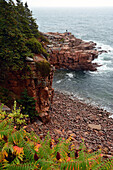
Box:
[0,101,28,130]
[36,60,51,78]
[0,0,33,80]
[26,38,49,59]
[0,0,48,82]
[17,89,37,119]
[0,109,113,170]
[26,38,43,54]
[8,101,28,130]
[39,32,49,43]
[15,0,39,38]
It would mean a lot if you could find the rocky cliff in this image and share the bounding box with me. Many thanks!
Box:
[43,32,100,71]
[2,55,54,123]
[0,32,104,123]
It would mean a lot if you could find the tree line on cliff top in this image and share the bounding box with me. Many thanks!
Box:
[0,0,47,82]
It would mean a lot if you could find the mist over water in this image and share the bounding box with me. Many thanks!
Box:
[32,7,113,114]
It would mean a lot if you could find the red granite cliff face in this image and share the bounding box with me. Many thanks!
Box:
[43,32,100,71]
[2,55,54,122]
[0,32,103,123]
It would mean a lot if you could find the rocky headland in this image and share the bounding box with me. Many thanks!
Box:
[43,32,104,71]
[1,31,113,157]
[1,32,105,122]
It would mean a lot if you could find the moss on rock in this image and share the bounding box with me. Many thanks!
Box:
[36,60,51,78]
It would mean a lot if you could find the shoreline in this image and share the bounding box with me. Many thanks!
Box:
[26,90,113,156]
[53,88,113,117]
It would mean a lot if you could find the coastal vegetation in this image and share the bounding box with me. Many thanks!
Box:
[0,0,49,110]
[0,0,113,169]
[17,89,37,120]
[36,60,51,78]
[0,0,47,82]
[0,105,113,169]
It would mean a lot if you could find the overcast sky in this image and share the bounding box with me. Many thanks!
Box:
[21,0,113,7]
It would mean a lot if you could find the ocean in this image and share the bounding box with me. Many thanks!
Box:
[32,7,113,115]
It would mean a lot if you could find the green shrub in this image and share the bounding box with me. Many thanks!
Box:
[8,101,28,130]
[39,34,49,43]
[0,103,113,170]
[36,60,51,78]
[42,48,49,60]
[26,38,43,54]
[0,116,113,170]
[17,89,37,120]
[0,101,28,130]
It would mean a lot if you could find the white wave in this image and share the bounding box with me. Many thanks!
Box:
[109,115,113,119]
[83,39,113,52]
[66,73,74,78]
[92,41,113,73]
[93,56,112,65]
[96,42,113,52]
[103,56,113,61]
[56,79,62,84]
[97,64,113,71]
[83,39,113,55]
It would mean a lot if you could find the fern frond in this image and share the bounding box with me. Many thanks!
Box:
[8,129,24,144]
[37,158,56,170]
[0,129,13,139]
[5,163,35,170]
[19,138,35,161]
[92,157,113,170]
[0,119,9,129]
[61,161,77,170]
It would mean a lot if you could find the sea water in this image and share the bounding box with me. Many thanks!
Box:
[32,7,113,115]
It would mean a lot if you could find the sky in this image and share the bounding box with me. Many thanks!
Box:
[21,0,113,7]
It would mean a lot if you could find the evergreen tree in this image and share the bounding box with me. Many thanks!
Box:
[0,0,32,81]
[15,0,33,38]
[15,0,39,38]
[0,0,47,83]
[24,2,39,38]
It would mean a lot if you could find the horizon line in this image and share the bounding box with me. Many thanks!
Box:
[31,6,113,8]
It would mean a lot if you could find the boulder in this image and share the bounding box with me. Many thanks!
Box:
[88,124,101,130]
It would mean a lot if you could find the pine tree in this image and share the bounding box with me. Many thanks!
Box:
[15,0,39,38]
[0,0,47,83]
[24,2,39,38]
[15,0,33,38]
[0,0,32,81]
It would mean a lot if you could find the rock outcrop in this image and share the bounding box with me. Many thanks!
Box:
[43,32,100,71]
[2,55,54,123]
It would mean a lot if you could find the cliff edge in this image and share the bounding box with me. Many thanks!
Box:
[43,32,100,71]
[1,55,54,123]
